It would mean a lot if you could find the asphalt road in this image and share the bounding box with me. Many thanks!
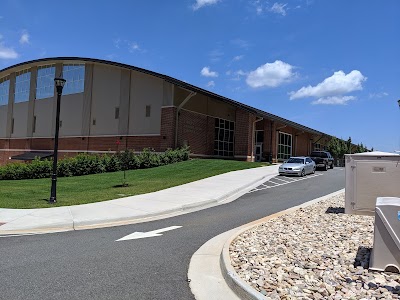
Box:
[0,168,345,300]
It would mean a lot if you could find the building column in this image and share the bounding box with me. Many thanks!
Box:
[160,106,176,150]
[27,66,38,138]
[270,122,278,163]
[118,69,131,136]
[81,63,94,137]
[6,73,16,138]
[234,109,255,161]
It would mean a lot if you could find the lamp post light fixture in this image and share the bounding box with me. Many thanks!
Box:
[49,77,66,204]
[397,99,400,109]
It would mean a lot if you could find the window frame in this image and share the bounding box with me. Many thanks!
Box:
[278,132,292,160]
[14,69,31,103]
[36,65,56,100]
[0,76,10,106]
[214,118,235,157]
[61,64,85,96]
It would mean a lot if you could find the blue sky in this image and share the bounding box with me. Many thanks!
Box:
[1,0,399,152]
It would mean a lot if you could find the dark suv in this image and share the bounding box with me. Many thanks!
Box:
[309,151,334,170]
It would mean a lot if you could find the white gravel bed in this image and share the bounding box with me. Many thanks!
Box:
[230,193,400,299]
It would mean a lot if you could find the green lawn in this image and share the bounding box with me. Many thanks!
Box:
[0,159,268,209]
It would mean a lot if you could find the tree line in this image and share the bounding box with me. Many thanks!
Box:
[326,137,371,160]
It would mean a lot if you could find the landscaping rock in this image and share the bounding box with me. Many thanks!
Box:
[230,193,400,299]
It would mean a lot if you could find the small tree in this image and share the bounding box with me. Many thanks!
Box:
[346,137,352,154]
[327,137,340,159]
[116,139,128,187]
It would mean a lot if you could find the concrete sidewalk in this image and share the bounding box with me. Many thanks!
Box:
[0,165,279,235]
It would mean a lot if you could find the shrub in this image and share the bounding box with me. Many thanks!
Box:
[102,154,121,172]
[0,146,190,180]
[117,150,140,170]
[0,162,29,180]
[26,158,52,179]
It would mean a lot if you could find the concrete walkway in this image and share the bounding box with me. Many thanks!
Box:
[0,164,279,235]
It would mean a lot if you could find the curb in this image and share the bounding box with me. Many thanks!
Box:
[218,189,346,300]
[0,167,279,235]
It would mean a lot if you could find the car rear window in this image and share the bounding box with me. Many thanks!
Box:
[311,152,322,157]
[311,152,328,158]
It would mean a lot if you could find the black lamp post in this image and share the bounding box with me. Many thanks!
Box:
[49,77,66,203]
[397,99,400,109]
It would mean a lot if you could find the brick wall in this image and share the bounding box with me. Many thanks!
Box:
[234,109,255,161]
[0,150,26,165]
[263,120,274,161]
[9,139,30,150]
[160,106,176,150]
[295,134,312,156]
[126,136,161,152]
[0,135,163,166]
[178,109,214,155]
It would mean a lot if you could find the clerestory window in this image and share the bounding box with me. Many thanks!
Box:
[0,76,10,106]
[36,65,55,100]
[62,64,85,95]
[14,69,31,103]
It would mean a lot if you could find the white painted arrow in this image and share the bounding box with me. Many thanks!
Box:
[116,226,182,241]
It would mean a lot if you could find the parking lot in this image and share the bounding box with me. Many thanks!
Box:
[249,172,324,193]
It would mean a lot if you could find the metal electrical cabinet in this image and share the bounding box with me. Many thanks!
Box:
[369,197,400,273]
[345,152,400,216]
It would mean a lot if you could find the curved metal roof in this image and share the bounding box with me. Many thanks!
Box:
[0,57,327,136]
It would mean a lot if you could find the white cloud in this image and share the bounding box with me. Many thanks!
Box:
[227,69,247,81]
[129,42,140,52]
[252,0,263,14]
[193,0,220,10]
[113,38,144,53]
[201,66,218,77]
[209,49,224,62]
[231,38,250,49]
[246,60,295,88]
[19,31,30,44]
[270,3,288,16]
[207,81,215,88]
[113,38,121,49]
[0,44,18,59]
[369,92,389,98]
[233,55,244,61]
[289,70,367,99]
[311,96,356,105]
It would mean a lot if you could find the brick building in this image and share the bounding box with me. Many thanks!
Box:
[0,57,333,165]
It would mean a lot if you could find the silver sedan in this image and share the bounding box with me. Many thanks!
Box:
[278,156,316,177]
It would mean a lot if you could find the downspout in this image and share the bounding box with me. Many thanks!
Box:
[175,91,197,148]
[251,116,263,162]
[270,121,273,163]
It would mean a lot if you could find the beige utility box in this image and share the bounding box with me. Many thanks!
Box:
[369,197,400,273]
[345,151,400,216]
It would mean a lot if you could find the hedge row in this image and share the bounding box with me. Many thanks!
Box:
[0,147,190,180]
